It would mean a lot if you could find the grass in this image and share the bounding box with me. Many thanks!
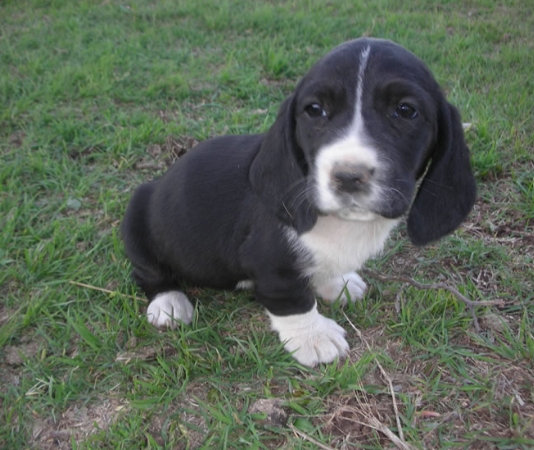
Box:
[1,0,533,448]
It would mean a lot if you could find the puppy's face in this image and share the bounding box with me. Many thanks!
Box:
[293,40,441,222]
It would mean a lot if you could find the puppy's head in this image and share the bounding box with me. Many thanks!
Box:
[251,38,476,244]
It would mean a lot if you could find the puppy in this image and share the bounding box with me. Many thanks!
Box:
[121,38,476,367]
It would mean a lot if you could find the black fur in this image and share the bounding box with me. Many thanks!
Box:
[121,38,476,319]
[122,133,316,315]
[407,102,477,245]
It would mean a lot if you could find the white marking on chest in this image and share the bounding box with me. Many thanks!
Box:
[299,215,398,283]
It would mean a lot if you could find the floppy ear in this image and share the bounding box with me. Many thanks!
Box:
[250,95,316,232]
[407,101,477,246]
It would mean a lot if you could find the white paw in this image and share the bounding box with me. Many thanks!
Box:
[267,304,349,367]
[314,272,367,304]
[235,279,254,290]
[147,291,194,329]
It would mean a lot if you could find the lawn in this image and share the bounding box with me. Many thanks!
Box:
[1,0,533,448]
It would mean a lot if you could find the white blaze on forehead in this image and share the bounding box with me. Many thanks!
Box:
[314,45,381,214]
[354,45,371,133]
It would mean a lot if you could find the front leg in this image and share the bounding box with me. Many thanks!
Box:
[241,222,349,367]
[314,271,367,304]
[254,274,349,367]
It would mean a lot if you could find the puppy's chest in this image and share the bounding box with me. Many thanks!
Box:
[295,216,398,279]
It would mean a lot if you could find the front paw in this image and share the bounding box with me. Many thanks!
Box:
[267,304,349,367]
[314,272,367,304]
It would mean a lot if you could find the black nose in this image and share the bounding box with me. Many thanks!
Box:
[332,165,375,193]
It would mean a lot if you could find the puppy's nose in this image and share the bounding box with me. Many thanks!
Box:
[333,165,375,193]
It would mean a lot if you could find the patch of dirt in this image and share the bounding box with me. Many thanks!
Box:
[468,193,534,247]
[1,336,45,401]
[3,338,43,366]
[9,131,26,148]
[320,331,534,448]
[322,391,395,448]
[249,398,288,427]
[1,337,48,410]
[31,397,128,450]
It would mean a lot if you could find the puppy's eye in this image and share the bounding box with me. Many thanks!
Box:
[305,103,326,118]
[394,103,418,119]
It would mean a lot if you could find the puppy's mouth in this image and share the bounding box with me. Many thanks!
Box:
[337,209,379,222]
[317,201,381,222]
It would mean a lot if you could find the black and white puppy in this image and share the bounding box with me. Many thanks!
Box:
[121,38,476,367]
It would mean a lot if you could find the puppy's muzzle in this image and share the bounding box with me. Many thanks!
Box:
[332,163,375,194]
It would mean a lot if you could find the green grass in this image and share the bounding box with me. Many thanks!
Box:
[1,0,534,448]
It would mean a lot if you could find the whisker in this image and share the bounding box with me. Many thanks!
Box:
[385,186,409,203]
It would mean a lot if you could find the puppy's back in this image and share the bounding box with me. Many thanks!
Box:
[123,134,265,290]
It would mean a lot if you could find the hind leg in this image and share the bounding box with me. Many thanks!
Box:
[130,268,193,329]
[147,291,194,329]
[122,182,194,329]
[129,264,195,329]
